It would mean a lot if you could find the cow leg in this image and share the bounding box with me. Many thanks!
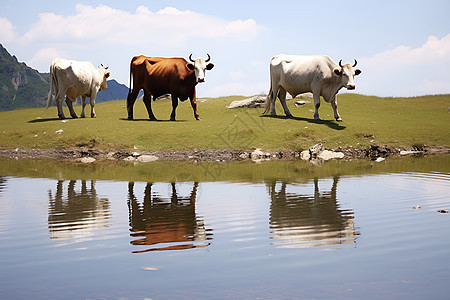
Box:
[330,96,342,122]
[313,92,321,121]
[80,96,87,118]
[89,94,96,118]
[143,93,157,121]
[55,93,66,119]
[269,87,278,116]
[189,89,201,120]
[127,89,139,120]
[66,96,78,118]
[170,95,178,121]
[278,88,292,117]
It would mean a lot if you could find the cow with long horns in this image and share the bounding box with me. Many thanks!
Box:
[127,54,214,121]
[264,55,361,121]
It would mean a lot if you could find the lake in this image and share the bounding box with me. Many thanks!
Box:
[1,156,449,299]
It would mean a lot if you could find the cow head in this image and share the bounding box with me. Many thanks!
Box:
[99,64,110,91]
[333,60,361,90]
[187,54,214,83]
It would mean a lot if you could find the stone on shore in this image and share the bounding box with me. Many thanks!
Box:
[79,157,96,163]
[300,143,344,161]
[137,155,159,162]
[227,96,266,109]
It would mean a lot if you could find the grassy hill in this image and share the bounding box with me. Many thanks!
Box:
[0,94,449,152]
[0,44,50,111]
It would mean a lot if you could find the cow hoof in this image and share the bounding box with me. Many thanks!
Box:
[80,115,86,118]
[336,118,343,122]
[127,116,134,120]
[149,117,157,121]
[170,118,176,121]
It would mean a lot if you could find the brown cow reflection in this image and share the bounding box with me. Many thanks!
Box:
[48,180,110,241]
[128,182,212,253]
[268,176,359,248]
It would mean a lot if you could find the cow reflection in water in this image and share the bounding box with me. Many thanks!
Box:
[268,176,359,248]
[128,182,212,253]
[48,180,110,241]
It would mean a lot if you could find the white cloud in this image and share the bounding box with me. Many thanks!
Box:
[358,34,450,96]
[0,17,15,42]
[362,34,450,70]
[18,4,263,47]
[28,48,66,72]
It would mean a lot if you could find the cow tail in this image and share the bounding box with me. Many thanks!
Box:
[46,64,55,110]
[263,86,272,115]
[127,60,133,98]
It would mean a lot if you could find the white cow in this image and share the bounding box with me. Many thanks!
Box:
[264,55,361,121]
[46,58,110,119]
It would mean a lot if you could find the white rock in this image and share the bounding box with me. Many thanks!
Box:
[137,155,159,162]
[300,150,310,160]
[79,157,96,163]
[227,96,266,109]
[375,157,386,162]
[318,150,344,160]
[132,152,140,157]
[309,143,324,157]
[400,150,421,155]
[124,156,136,161]
[294,100,309,106]
[251,148,265,161]
[55,129,63,134]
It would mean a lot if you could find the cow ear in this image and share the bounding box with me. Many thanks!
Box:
[206,63,214,70]
[333,68,342,76]
[187,63,195,70]
[355,69,362,76]
[105,72,110,78]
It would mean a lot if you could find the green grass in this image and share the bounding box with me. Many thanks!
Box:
[1,94,449,152]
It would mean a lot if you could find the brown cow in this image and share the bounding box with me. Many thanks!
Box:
[127,54,214,121]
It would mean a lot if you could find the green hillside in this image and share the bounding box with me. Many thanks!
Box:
[0,44,50,111]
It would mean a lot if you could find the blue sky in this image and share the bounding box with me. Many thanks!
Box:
[1,0,449,97]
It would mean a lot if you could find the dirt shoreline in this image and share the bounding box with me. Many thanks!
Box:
[0,145,449,162]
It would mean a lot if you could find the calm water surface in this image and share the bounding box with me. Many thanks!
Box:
[0,157,449,299]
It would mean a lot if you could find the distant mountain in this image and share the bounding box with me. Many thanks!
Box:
[0,44,50,111]
[95,79,130,103]
[0,44,131,111]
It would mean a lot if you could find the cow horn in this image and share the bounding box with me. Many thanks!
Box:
[339,60,343,68]
[189,54,195,62]
[352,59,357,67]
[205,54,211,62]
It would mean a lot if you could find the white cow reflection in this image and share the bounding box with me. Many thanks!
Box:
[48,180,110,243]
[268,176,359,248]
